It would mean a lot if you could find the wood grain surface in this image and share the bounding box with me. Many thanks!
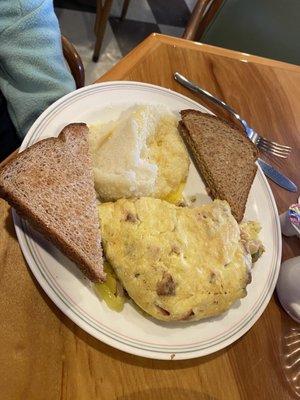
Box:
[1,34,299,400]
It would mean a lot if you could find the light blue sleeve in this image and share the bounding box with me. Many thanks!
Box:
[0,0,76,138]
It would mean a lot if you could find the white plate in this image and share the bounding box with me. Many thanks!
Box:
[13,82,282,360]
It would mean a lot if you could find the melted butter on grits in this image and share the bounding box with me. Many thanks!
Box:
[98,198,252,321]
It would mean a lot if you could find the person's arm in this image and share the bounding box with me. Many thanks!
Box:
[0,0,76,138]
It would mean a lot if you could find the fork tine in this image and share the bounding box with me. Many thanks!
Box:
[258,143,289,158]
[259,145,291,156]
[259,137,292,151]
[258,141,291,156]
[260,149,288,159]
[258,143,289,157]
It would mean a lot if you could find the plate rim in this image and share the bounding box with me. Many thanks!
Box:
[13,81,282,360]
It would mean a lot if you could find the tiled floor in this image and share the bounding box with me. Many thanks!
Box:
[55,0,196,84]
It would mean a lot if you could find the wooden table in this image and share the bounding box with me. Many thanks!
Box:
[1,34,299,400]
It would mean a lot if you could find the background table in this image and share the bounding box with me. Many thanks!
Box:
[0,34,299,400]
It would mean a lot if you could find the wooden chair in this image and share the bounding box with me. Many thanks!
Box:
[93,0,131,62]
[183,0,300,65]
[62,35,85,88]
[0,36,85,165]
[183,0,223,42]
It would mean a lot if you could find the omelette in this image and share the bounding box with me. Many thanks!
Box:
[98,197,256,322]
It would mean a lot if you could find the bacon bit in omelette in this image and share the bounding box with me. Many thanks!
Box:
[156,272,176,296]
[170,245,181,255]
[209,271,217,284]
[124,212,139,223]
[155,305,170,316]
[181,309,195,320]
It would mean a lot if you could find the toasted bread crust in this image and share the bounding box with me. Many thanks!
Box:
[179,110,258,222]
[0,123,105,282]
[180,109,258,156]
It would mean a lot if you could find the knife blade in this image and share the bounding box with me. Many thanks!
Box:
[257,159,297,192]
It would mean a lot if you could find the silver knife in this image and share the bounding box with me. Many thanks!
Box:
[174,72,298,192]
[257,159,297,192]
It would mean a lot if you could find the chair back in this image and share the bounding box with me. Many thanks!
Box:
[187,0,300,65]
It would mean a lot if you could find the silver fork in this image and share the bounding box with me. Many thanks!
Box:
[174,72,292,159]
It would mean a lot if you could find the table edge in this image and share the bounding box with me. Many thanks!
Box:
[97,33,300,84]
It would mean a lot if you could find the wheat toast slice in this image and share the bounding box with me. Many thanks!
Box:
[0,123,105,282]
[179,110,258,222]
